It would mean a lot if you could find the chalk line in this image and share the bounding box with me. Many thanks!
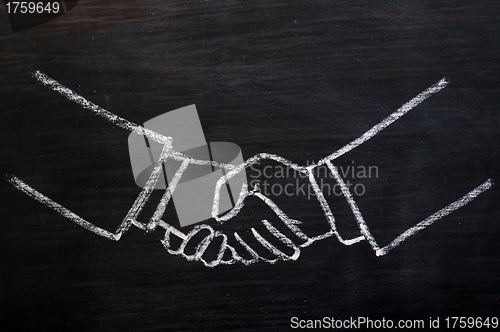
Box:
[6,174,118,241]
[376,178,494,256]
[32,70,173,148]
[317,78,449,166]
[326,160,380,252]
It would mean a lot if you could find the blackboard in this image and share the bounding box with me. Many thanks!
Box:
[1,1,499,331]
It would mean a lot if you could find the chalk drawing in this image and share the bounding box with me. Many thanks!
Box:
[5,71,494,266]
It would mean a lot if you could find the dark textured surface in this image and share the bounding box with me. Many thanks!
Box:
[1,1,499,331]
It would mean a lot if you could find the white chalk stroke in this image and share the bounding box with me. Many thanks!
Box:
[5,71,494,267]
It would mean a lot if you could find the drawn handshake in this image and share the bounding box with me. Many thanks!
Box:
[7,72,493,267]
